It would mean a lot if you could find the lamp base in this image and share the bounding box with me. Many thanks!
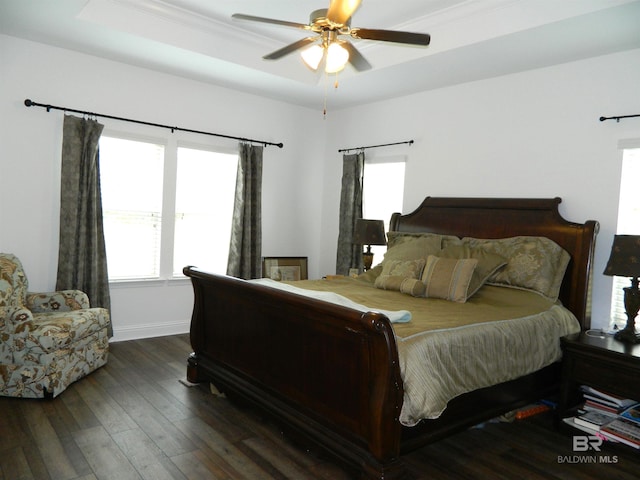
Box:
[362,252,374,271]
[614,327,640,344]
[617,283,640,344]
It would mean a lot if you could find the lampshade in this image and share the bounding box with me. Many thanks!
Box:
[301,44,324,71]
[300,41,349,73]
[353,219,386,246]
[325,42,349,73]
[603,234,640,278]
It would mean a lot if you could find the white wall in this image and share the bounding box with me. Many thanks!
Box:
[3,33,640,338]
[0,34,326,341]
[320,48,640,331]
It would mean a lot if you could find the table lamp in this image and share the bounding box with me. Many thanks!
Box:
[603,234,640,344]
[353,219,386,271]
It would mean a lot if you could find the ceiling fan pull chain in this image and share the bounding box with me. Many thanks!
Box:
[323,72,329,119]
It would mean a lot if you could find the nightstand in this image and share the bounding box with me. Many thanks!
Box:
[558,331,640,421]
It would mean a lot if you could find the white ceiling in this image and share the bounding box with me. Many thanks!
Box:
[2,0,640,110]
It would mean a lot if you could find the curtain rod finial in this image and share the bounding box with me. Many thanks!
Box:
[24,99,33,107]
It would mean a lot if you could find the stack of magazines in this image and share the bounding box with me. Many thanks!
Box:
[564,386,640,449]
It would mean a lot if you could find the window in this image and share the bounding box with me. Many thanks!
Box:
[173,146,238,276]
[611,146,640,326]
[100,136,164,279]
[362,157,406,259]
[99,134,238,281]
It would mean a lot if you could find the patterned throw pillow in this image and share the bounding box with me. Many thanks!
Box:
[421,255,479,303]
[386,232,451,250]
[375,259,426,292]
[381,258,426,277]
[437,244,507,297]
[462,236,570,301]
[382,234,442,264]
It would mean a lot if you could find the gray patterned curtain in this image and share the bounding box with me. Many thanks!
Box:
[56,115,112,337]
[227,143,263,279]
[335,152,364,275]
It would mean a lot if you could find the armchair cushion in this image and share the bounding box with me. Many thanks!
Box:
[21,308,109,354]
[0,254,28,308]
[0,253,110,398]
[27,290,91,312]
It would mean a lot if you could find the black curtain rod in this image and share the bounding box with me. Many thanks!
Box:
[599,113,640,123]
[338,139,414,153]
[24,98,284,148]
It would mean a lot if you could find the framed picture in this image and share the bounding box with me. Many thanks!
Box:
[262,257,308,281]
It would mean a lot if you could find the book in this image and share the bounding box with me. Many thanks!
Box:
[619,403,640,425]
[601,418,640,449]
[562,417,618,440]
[580,386,636,409]
[574,410,616,431]
[582,399,624,415]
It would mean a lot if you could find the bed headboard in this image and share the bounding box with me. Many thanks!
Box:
[389,197,599,329]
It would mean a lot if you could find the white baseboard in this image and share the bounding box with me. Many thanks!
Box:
[110,319,190,342]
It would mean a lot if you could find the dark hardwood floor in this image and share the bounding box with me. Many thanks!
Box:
[1,333,639,479]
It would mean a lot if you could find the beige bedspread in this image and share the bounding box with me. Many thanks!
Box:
[283,277,581,426]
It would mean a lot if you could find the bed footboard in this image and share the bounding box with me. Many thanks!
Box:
[184,267,407,480]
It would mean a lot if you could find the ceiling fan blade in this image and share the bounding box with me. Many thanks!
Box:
[326,0,362,25]
[263,37,318,60]
[232,13,311,30]
[350,28,430,46]
[342,42,371,71]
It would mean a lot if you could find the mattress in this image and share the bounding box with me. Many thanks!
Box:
[257,276,580,426]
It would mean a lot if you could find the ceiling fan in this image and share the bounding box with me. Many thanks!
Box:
[232,0,431,74]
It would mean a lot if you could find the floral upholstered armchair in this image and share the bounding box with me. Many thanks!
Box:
[0,253,110,398]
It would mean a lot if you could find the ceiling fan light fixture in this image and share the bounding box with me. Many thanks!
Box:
[301,44,324,71]
[236,0,431,76]
[325,41,349,73]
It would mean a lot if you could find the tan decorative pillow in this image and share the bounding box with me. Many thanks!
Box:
[462,236,570,301]
[356,264,383,284]
[400,278,426,297]
[441,236,463,249]
[421,255,479,303]
[375,259,426,291]
[438,244,507,297]
[375,276,403,291]
[380,234,442,269]
[386,231,451,250]
[381,258,426,277]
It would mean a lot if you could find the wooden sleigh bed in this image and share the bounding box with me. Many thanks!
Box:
[184,197,598,479]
